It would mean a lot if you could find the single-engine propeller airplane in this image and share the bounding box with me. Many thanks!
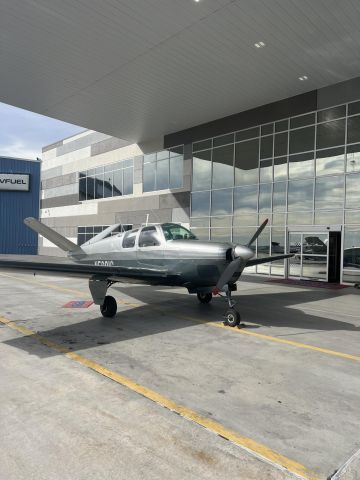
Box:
[0,217,293,327]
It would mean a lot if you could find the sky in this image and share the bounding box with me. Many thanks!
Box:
[0,102,85,160]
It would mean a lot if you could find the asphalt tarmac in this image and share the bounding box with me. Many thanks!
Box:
[0,270,359,480]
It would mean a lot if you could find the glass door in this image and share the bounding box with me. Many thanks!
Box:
[288,232,329,281]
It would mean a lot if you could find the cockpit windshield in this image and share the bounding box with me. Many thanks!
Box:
[161,223,197,241]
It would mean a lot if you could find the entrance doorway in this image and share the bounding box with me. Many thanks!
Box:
[287,231,341,283]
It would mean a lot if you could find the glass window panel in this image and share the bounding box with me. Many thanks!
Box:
[190,218,210,228]
[213,133,234,147]
[235,126,259,142]
[123,168,133,195]
[272,213,286,225]
[156,150,169,160]
[315,175,344,210]
[317,105,346,123]
[144,153,156,163]
[233,214,258,226]
[261,123,273,136]
[169,156,183,189]
[77,233,86,246]
[348,101,360,116]
[343,270,360,283]
[302,257,328,281]
[79,176,86,201]
[345,210,360,224]
[104,164,114,173]
[143,162,156,192]
[346,173,360,209]
[87,168,95,176]
[192,150,212,191]
[273,182,286,212]
[259,159,273,183]
[259,183,272,212]
[212,145,234,189]
[274,132,288,157]
[94,226,103,233]
[343,226,360,269]
[169,145,184,156]
[113,169,123,197]
[288,152,314,178]
[274,156,288,181]
[191,191,210,217]
[347,115,360,144]
[233,227,258,248]
[104,172,113,198]
[78,226,86,234]
[289,126,315,154]
[210,228,231,242]
[234,185,258,214]
[260,135,273,159]
[257,229,270,273]
[315,210,343,225]
[86,176,95,200]
[288,179,313,210]
[191,228,209,241]
[346,144,360,173]
[316,119,345,149]
[95,166,104,175]
[123,159,133,168]
[271,228,285,255]
[290,112,315,129]
[211,189,233,216]
[156,159,169,190]
[211,216,232,227]
[94,174,104,199]
[193,139,212,152]
[316,147,345,176]
[287,211,313,225]
[235,138,259,186]
[275,119,289,132]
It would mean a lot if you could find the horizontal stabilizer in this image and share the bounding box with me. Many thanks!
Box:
[246,253,293,267]
[24,217,80,253]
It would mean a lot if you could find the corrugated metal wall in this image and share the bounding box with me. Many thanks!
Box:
[0,157,40,254]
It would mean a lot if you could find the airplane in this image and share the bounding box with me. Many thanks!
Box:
[0,217,293,327]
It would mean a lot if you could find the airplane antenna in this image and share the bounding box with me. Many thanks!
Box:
[145,213,149,226]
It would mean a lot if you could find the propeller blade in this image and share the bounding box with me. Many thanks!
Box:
[214,257,242,293]
[247,218,269,247]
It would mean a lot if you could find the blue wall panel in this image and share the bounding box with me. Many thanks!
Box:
[0,158,40,254]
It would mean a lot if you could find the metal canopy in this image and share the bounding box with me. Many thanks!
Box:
[1,0,360,142]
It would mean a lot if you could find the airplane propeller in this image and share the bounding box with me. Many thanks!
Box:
[212,219,269,294]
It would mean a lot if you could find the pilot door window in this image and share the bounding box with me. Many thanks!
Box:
[122,230,138,248]
[138,227,161,247]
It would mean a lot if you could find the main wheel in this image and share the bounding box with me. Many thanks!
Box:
[224,309,241,327]
[197,292,212,304]
[100,295,117,318]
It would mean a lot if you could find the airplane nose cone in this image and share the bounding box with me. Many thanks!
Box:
[234,245,255,260]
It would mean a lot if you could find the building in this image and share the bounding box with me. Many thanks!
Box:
[40,76,360,285]
[0,157,40,254]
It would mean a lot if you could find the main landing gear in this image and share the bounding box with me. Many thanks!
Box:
[89,276,118,318]
[197,292,212,304]
[100,295,117,318]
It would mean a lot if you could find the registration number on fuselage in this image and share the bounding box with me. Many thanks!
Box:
[94,260,114,267]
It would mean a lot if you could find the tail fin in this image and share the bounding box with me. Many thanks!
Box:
[24,217,80,253]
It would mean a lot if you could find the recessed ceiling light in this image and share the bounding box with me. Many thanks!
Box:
[299,75,308,81]
[254,41,266,48]
[194,0,200,2]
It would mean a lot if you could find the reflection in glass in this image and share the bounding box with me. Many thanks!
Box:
[259,159,273,183]
[317,105,346,123]
[347,115,360,144]
[288,233,301,277]
[288,152,314,178]
[315,210,343,225]
[104,172,113,198]
[211,189,233,215]
[193,139,212,152]
[156,150,169,160]
[123,168,133,195]
[192,150,212,191]
[213,133,234,147]
[86,176,95,200]
[233,227,258,250]
[343,226,360,269]
[316,147,344,176]
[273,156,287,181]
[191,228,209,240]
[302,234,328,255]
[235,126,259,142]
[113,170,123,197]
[156,159,169,190]
[79,175,86,201]
[170,156,183,188]
[143,163,155,192]
[346,144,360,172]
[273,182,286,212]
[345,210,360,224]
[271,228,285,276]
[289,126,315,154]
[288,179,313,210]
[212,145,234,189]
[234,185,258,214]
[272,213,286,225]
[287,211,313,225]
[233,214,258,226]
[316,119,345,149]
[190,218,210,228]
[191,191,210,217]
[302,257,328,280]
[211,216,232,227]
[274,132,288,157]
[315,175,344,210]
[345,173,360,209]
[235,139,259,186]
[260,135,273,159]
[210,228,232,242]
[290,113,315,129]
[257,229,270,273]
[259,183,272,212]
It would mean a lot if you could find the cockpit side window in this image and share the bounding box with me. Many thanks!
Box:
[161,223,197,241]
[122,229,138,248]
[138,226,161,247]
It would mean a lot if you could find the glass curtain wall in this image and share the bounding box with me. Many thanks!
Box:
[190,100,360,282]
[143,146,184,192]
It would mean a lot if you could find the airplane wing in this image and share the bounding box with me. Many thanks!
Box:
[245,253,293,267]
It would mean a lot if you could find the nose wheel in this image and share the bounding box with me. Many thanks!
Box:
[224,309,241,327]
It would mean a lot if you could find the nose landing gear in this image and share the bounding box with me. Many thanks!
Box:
[223,287,241,327]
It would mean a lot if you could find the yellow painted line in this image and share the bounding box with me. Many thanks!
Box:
[0,315,319,480]
[1,272,358,362]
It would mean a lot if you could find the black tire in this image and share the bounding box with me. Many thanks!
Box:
[100,295,117,318]
[197,292,212,304]
[224,309,241,327]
